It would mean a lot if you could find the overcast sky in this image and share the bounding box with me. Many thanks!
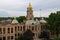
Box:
[0,0,60,17]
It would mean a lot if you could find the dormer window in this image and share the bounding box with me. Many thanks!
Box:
[32,23,34,25]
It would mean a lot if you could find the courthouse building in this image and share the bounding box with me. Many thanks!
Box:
[0,3,47,40]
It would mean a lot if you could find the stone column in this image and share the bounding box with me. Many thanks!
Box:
[17,26,18,32]
[22,26,23,31]
[6,36,7,40]
[34,26,35,31]
[25,25,27,31]
[2,37,3,40]
[5,27,7,34]
[10,27,11,34]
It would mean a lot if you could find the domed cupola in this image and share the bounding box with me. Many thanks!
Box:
[40,17,47,23]
[27,3,32,9]
[12,17,19,24]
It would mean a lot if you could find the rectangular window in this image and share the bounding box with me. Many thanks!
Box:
[3,37,6,40]
[11,28,13,33]
[18,33,20,36]
[35,26,37,31]
[8,28,10,33]
[3,28,5,34]
[20,26,22,31]
[11,36,13,39]
[15,34,17,36]
[0,37,2,40]
[0,28,2,34]
[15,27,17,32]
[18,26,19,31]
[23,26,25,31]
[7,36,10,40]
[32,26,34,31]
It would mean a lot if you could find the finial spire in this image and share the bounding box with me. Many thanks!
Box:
[42,17,44,20]
[27,3,32,8]
[36,18,38,21]
[14,17,16,20]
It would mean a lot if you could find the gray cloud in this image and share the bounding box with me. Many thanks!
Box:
[0,11,10,17]
[0,0,60,17]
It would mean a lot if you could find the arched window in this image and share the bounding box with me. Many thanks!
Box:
[11,36,13,39]
[32,23,34,25]
[15,27,17,32]
[0,28,2,34]
[0,37,2,40]
[29,26,31,29]
[7,36,10,40]
[15,34,17,36]
[20,26,22,31]
[35,26,37,31]
[32,26,34,31]
[18,33,20,37]
[18,26,19,31]
[23,26,25,31]
[11,28,13,33]
[8,28,10,33]
[3,37,6,40]
[3,28,5,34]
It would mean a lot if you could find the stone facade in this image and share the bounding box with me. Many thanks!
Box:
[0,3,46,40]
[0,23,41,40]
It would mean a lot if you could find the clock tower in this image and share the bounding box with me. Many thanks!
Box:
[26,3,34,20]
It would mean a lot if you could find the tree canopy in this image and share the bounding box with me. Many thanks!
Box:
[17,16,26,23]
[23,29,34,40]
[47,11,60,37]
[18,34,23,40]
[18,29,34,40]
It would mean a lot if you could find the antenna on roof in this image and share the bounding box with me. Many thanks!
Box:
[40,9,42,18]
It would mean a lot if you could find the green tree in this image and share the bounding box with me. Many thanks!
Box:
[54,37,60,40]
[18,29,34,40]
[39,30,50,40]
[17,16,26,23]
[23,29,34,40]
[18,34,23,40]
[47,11,60,37]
